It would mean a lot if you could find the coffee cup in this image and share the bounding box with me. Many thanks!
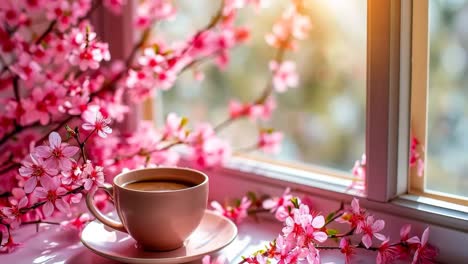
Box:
[86,167,209,251]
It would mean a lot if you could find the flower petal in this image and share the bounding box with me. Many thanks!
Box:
[421,227,429,245]
[372,219,385,232]
[34,146,51,158]
[374,233,387,241]
[34,187,48,199]
[55,199,70,213]
[24,177,38,193]
[313,231,328,243]
[49,132,62,148]
[62,146,79,157]
[312,215,325,228]
[43,201,54,217]
[362,234,372,249]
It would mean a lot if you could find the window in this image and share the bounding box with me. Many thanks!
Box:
[410,0,468,205]
[154,0,367,175]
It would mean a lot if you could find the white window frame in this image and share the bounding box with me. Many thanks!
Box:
[108,1,468,259]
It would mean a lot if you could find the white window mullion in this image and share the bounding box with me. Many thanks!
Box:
[365,0,402,202]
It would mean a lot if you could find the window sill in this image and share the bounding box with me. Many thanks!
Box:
[210,155,468,232]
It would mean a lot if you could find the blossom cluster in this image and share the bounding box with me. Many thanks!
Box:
[208,190,438,264]
[0,0,310,252]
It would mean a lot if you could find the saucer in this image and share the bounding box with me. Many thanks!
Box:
[80,210,237,264]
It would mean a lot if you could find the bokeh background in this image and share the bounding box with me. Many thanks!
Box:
[152,0,467,199]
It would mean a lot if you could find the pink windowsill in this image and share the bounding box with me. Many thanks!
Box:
[0,216,376,264]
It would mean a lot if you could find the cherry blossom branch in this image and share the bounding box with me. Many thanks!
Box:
[34,21,57,45]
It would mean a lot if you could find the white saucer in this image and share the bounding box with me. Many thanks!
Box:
[80,210,237,264]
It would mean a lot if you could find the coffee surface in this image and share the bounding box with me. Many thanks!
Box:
[123,180,192,191]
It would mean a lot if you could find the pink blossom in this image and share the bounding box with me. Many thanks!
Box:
[34,177,69,217]
[103,0,126,14]
[61,161,84,187]
[400,224,421,245]
[269,60,298,93]
[1,195,28,229]
[82,106,112,138]
[376,239,400,264]
[339,238,355,264]
[338,198,366,231]
[135,0,175,29]
[306,244,321,264]
[211,196,252,224]
[258,130,283,154]
[188,123,230,168]
[34,132,79,171]
[262,188,292,213]
[202,255,226,264]
[412,228,438,264]
[348,154,366,194]
[9,53,41,81]
[138,48,166,73]
[228,97,276,121]
[305,215,327,243]
[358,215,386,248]
[82,161,105,191]
[61,213,91,233]
[68,27,110,70]
[282,204,311,237]
[19,154,58,193]
[265,4,311,49]
[0,236,22,254]
[161,113,188,141]
[410,137,425,177]
[22,86,66,125]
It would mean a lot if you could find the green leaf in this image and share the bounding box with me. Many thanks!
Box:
[326,229,338,236]
[325,212,336,223]
[290,197,300,208]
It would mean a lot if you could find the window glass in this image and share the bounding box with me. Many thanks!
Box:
[427,0,468,198]
[156,0,366,173]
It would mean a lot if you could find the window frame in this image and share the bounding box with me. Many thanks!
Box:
[409,1,468,206]
[125,0,467,229]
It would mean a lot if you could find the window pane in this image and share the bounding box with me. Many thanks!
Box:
[427,0,468,198]
[157,1,366,173]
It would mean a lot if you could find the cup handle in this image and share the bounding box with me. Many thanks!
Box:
[86,183,127,233]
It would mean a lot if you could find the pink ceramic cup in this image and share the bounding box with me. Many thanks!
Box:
[86,167,209,251]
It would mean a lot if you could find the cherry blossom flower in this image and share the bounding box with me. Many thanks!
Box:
[35,132,79,171]
[338,198,366,231]
[0,236,22,253]
[82,106,112,138]
[269,60,299,93]
[161,113,189,141]
[68,26,110,70]
[19,154,58,193]
[9,53,41,81]
[211,196,251,224]
[412,228,438,264]
[1,195,28,229]
[22,85,66,125]
[257,129,283,154]
[348,153,366,193]
[262,187,293,213]
[188,123,230,168]
[358,215,386,248]
[305,215,328,243]
[202,255,226,264]
[34,177,70,217]
[283,204,312,237]
[340,238,355,264]
[376,239,400,264]
[82,161,105,191]
[410,137,425,177]
[138,47,166,73]
[61,161,84,186]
